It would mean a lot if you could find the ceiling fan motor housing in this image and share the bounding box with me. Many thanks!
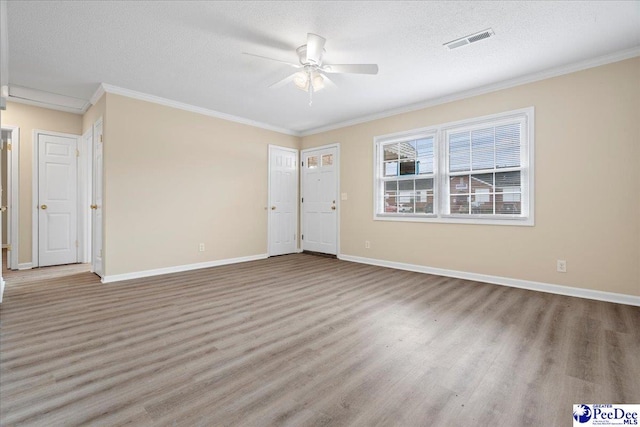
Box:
[296,45,325,66]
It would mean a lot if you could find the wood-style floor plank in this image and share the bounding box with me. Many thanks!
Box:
[1,253,638,426]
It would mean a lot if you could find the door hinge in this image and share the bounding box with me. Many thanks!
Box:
[301,234,304,240]
[76,149,80,157]
[100,135,103,143]
[6,143,11,151]
[6,244,11,251]
[301,197,304,203]
[301,161,304,167]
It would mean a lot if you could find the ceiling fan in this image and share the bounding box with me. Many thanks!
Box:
[243,33,378,105]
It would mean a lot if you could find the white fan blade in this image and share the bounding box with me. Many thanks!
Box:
[321,74,337,88]
[269,72,298,89]
[243,52,300,68]
[306,33,326,65]
[323,64,379,75]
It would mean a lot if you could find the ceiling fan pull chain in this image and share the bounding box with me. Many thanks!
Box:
[308,70,313,106]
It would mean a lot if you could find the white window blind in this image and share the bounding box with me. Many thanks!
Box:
[446,118,527,217]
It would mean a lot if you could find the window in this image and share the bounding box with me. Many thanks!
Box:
[374,107,534,225]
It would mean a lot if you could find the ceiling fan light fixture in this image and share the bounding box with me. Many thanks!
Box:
[311,72,325,91]
[293,70,326,92]
[293,71,309,90]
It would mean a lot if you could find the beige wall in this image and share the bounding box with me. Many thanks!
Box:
[1,102,83,264]
[103,94,300,276]
[302,58,640,297]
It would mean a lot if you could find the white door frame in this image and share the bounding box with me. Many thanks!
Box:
[267,144,299,256]
[79,127,93,263]
[1,125,19,270]
[300,142,340,256]
[31,129,81,268]
[91,117,104,277]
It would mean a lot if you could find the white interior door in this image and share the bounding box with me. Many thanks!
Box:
[0,136,4,302]
[302,146,338,255]
[91,119,104,277]
[38,133,78,267]
[268,146,298,256]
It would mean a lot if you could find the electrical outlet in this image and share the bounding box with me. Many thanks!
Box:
[557,260,567,273]
[199,243,205,252]
[365,240,371,249]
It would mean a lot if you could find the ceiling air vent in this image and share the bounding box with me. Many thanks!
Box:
[444,28,495,50]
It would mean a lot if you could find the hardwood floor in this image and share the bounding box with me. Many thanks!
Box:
[1,253,638,426]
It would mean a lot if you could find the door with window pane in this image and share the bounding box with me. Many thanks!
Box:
[302,146,337,255]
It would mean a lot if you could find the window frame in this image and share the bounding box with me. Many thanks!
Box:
[373,107,534,226]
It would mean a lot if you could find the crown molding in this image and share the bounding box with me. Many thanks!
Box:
[300,46,640,137]
[6,95,89,114]
[97,83,300,136]
[89,84,106,106]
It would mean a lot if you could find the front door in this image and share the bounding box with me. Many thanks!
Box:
[302,145,338,255]
[268,146,298,256]
[38,133,78,267]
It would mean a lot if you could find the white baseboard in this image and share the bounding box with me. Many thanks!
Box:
[18,263,33,270]
[338,254,640,307]
[0,277,5,303]
[101,253,269,284]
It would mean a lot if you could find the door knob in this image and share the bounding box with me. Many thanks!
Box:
[90,204,98,210]
[40,204,47,210]
[271,206,276,210]
[331,205,336,210]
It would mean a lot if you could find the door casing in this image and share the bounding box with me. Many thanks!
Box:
[91,118,104,277]
[1,125,19,270]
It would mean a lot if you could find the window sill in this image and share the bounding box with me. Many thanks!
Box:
[374,213,534,226]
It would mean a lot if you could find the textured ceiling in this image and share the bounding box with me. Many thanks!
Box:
[5,1,640,134]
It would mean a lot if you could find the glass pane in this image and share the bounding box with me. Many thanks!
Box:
[398,180,414,192]
[322,154,333,166]
[415,178,433,191]
[384,161,398,177]
[471,173,494,192]
[450,175,469,194]
[471,191,493,214]
[497,199,521,214]
[449,131,470,172]
[384,143,398,161]
[495,123,521,168]
[417,137,434,175]
[397,196,414,213]
[450,195,470,215]
[398,141,416,161]
[399,159,416,176]
[384,192,398,213]
[416,195,434,214]
[307,156,318,168]
[495,171,521,190]
[385,181,398,192]
[471,127,495,170]
[501,189,521,202]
